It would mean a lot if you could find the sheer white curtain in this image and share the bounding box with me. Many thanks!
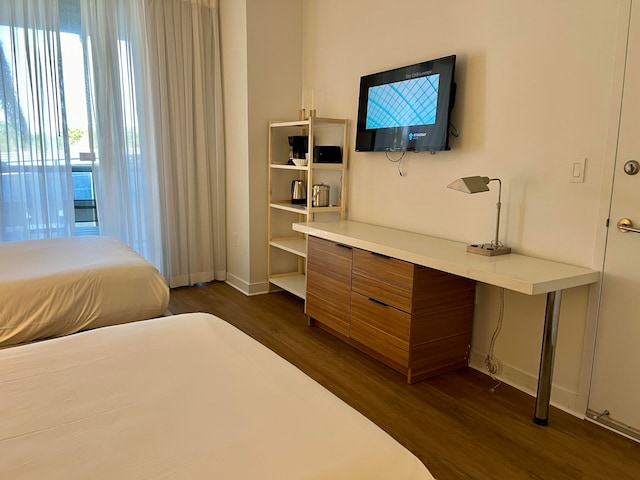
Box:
[0,0,226,286]
[0,0,74,241]
[146,0,226,287]
[81,0,164,270]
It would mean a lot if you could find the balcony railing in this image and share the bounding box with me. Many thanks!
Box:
[0,159,99,238]
[71,163,99,235]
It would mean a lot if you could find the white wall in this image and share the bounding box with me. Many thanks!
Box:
[246,0,303,291]
[220,0,250,292]
[220,0,626,415]
[300,0,625,414]
[221,0,302,294]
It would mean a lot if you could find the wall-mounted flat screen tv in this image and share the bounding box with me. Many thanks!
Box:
[355,54,456,153]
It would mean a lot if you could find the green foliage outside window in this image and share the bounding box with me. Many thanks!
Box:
[68,128,84,145]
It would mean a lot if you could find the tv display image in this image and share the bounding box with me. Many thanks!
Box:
[356,55,456,153]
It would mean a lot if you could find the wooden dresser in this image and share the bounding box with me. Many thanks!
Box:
[306,236,476,383]
[295,220,600,424]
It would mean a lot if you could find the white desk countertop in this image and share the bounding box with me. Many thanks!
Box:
[293,221,600,296]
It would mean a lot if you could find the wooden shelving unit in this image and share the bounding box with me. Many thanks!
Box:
[267,117,349,300]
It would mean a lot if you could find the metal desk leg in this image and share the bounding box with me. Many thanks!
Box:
[534,289,563,425]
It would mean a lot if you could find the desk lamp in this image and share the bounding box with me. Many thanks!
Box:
[447,176,511,256]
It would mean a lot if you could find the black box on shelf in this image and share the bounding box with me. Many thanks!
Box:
[313,146,342,164]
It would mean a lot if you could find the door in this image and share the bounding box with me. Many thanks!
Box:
[588,0,640,438]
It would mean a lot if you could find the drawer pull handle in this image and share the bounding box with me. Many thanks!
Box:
[371,252,391,259]
[368,297,388,307]
[335,243,353,250]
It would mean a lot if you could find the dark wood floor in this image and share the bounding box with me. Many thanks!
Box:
[169,281,640,480]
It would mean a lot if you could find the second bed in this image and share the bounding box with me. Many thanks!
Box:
[0,236,169,347]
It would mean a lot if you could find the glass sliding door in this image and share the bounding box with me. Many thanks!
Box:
[0,0,98,241]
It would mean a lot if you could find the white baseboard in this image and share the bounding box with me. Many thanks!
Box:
[225,274,269,296]
[469,351,583,419]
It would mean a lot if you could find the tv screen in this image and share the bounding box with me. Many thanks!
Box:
[355,55,456,153]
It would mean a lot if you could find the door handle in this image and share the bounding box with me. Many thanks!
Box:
[617,218,640,234]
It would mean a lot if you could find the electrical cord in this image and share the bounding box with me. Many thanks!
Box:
[385,151,406,176]
[384,124,458,175]
[485,287,505,392]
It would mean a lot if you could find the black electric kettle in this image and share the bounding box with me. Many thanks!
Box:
[291,180,306,205]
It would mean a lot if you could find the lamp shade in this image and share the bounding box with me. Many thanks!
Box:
[447,176,490,194]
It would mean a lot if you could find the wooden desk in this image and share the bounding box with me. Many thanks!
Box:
[293,220,600,425]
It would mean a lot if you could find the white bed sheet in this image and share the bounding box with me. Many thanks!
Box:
[0,312,435,480]
[0,236,169,347]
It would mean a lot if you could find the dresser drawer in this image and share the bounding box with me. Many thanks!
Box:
[306,268,350,336]
[307,236,353,279]
[352,248,414,289]
[350,292,410,367]
[352,271,412,313]
[350,327,409,369]
[306,236,352,337]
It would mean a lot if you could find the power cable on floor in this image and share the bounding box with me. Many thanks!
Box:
[485,287,505,392]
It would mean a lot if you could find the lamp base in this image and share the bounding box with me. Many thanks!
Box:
[467,243,512,256]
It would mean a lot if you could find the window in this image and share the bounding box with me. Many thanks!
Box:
[60,1,99,234]
[0,0,224,284]
[0,0,98,239]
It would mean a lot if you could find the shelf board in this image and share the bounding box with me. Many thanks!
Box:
[309,205,342,213]
[270,119,310,128]
[270,202,308,214]
[270,163,344,171]
[269,118,347,129]
[269,272,306,299]
[270,237,306,257]
[270,163,309,171]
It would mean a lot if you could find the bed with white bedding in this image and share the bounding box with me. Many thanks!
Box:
[0,236,169,347]
[0,312,435,480]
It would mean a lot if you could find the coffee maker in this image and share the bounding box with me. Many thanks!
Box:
[288,136,308,162]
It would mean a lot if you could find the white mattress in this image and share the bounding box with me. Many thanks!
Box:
[0,313,435,480]
[0,236,169,347]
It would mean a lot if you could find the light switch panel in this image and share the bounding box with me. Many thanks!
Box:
[570,158,586,183]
